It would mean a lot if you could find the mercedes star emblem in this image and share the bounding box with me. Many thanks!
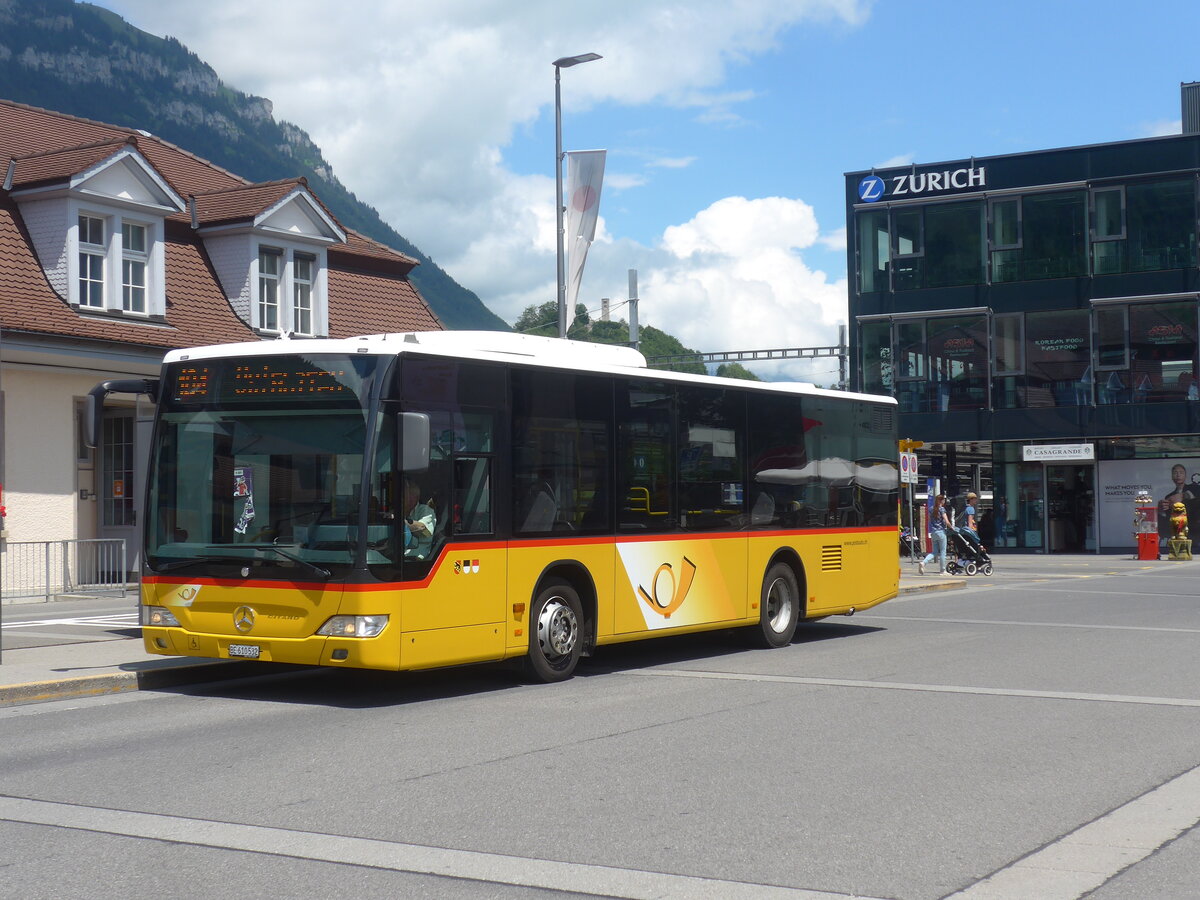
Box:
[233,606,256,633]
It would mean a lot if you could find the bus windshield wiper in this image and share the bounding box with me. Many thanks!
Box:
[253,545,332,579]
[152,548,331,579]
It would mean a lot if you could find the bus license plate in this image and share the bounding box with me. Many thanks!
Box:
[228,643,260,659]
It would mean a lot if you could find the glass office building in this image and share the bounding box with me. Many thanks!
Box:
[846,117,1200,553]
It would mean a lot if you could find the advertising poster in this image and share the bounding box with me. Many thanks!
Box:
[1097,458,1200,548]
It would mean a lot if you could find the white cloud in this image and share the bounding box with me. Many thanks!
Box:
[876,153,914,169]
[1140,119,1181,137]
[647,156,698,169]
[102,0,866,347]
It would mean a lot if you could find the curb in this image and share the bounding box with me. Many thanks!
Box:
[898,578,968,595]
[0,659,298,707]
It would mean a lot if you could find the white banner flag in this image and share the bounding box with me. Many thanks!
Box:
[565,149,606,317]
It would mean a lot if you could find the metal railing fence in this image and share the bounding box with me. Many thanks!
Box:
[1,539,128,602]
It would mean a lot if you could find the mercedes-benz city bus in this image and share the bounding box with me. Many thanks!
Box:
[90,331,899,682]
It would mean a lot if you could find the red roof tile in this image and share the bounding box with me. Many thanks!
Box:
[7,137,136,190]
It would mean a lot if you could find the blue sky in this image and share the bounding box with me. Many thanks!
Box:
[100,0,1199,381]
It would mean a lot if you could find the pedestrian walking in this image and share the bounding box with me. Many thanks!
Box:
[919,494,952,575]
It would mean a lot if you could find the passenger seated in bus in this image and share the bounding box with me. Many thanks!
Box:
[403,478,437,559]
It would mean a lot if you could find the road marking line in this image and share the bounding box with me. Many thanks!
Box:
[943,765,1200,899]
[861,615,1200,634]
[623,669,1200,708]
[0,795,885,900]
[2,615,138,629]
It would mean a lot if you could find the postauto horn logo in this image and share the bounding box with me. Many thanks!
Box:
[858,175,885,203]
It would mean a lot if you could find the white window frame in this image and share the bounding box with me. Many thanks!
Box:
[252,242,327,336]
[78,214,106,308]
[258,247,282,332]
[70,204,165,317]
[121,220,149,313]
[292,253,315,337]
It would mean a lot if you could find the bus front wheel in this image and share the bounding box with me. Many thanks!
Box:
[523,579,584,683]
[751,563,800,649]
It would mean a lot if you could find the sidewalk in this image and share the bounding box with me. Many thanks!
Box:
[7,555,1164,706]
[0,639,272,706]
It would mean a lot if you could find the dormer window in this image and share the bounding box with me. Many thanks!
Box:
[193,180,343,337]
[8,141,182,319]
[68,208,164,317]
[253,244,321,336]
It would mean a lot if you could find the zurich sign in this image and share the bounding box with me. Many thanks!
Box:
[858,175,885,203]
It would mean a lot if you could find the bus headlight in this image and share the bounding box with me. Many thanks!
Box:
[316,615,389,638]
[142,606,180,627]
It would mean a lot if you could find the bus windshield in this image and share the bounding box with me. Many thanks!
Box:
[146,354,383,575]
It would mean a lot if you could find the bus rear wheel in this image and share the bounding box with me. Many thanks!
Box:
[523,579,584,683]
[751,563,800,649]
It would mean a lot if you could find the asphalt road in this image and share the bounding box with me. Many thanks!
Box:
[2,557,1199,899]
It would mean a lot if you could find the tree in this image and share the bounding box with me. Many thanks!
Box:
[715,362,762,381]
[513,301,590,339]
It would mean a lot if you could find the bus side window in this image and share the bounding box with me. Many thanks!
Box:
[455,456,492,534]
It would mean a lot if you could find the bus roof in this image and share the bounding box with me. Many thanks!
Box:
[162,331,895,406]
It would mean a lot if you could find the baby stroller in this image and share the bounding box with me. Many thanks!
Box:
[946,527,993,576]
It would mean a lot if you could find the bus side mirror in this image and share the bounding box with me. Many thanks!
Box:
[401,412,430,472]
[86,379,161,448]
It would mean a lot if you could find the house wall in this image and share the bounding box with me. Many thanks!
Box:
[1,368,94,545]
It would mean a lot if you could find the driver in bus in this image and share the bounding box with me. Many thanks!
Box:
[403,478,437,559]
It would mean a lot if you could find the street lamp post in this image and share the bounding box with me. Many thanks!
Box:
[554,52,601,339]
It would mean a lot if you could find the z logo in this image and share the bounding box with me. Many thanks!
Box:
[637,557,696,619]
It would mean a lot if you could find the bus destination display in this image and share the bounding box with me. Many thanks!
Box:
[169,356,361,404]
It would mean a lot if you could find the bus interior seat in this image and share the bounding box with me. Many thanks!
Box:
[750,492,775,526]
[521,484,557,532]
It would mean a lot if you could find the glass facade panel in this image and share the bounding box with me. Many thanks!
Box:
[1128,302,1198,402]
[895,320,926,412]
[992,313,1023,409]
[860,321,892,395]
[927,316,988,410]
[924,202,984,288]
[992,192,1086,282]
[857,209,889,294]
[1095,306,1128,371]
[892,209,923,291]
[1025,310,1090,407]
[1127,180,1197,272]
[992,198,1020,249]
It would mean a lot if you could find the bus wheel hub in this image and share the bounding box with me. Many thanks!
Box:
[538,598,578,658]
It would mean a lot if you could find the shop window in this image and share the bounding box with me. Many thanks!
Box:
[927,315,988,411]
[856,208,889,294]
[1025,310,1090,408]
[1127,302,1198,402]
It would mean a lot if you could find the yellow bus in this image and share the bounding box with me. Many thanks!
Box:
[90,331,899,682]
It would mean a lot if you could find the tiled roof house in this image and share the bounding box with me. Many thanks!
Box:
[0,99,443,578]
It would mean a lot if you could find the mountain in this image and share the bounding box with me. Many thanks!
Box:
[0,0,508,331]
